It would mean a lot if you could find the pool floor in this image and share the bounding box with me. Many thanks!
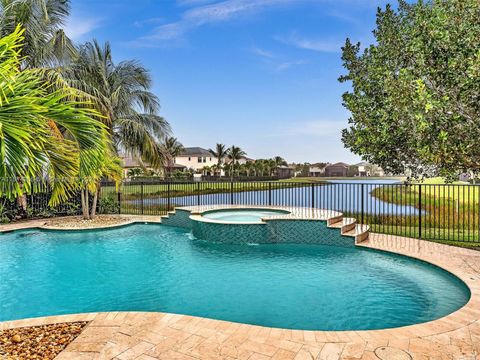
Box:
[0,224,470,330]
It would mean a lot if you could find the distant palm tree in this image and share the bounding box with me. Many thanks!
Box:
[209,143,228,176]
[226,146,246,180]
[272,156,287,176]
[163,137,184,177]
[65,40,171,169]
[0,0,76,68]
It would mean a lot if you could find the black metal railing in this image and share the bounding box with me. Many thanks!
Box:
[99,180,480,243]
[1,179,479,244]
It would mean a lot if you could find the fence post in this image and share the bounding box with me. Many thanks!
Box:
[117,188,121,215]
[167,182,171,211]
[361,184,364,224]
[311,183,315,209]
[197,182,200,206]
[140,182,144,215]
[230,182,234,205]
[418,184,422,239]
[268,182,272,206]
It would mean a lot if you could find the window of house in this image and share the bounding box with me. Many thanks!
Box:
[203,157,206,163]
[198,157,202,163]
[188,157,191,161]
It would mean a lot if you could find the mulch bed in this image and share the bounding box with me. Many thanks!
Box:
[0,322,88,360]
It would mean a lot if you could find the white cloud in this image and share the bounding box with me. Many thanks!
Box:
[275,59,307,71]
[65,16,102,41]
[137,0,306,46]
[277,31,342,53]
[250,46,275,59]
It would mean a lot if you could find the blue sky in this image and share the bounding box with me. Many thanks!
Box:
[66,0,389,164]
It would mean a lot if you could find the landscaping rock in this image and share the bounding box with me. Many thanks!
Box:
[0,322,88,360]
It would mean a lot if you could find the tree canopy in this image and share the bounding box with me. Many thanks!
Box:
[340,0,480,180]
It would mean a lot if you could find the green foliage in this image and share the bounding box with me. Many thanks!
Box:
[0,0,75,68]
[340,0,480,180]
[0,26,107,205]
[98,196,119,214]
[65,41,171,170]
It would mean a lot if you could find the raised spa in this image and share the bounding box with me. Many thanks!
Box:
[201,208,290,223]
[0,224,470,330]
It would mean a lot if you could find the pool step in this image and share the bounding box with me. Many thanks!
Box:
[342,224,370,244]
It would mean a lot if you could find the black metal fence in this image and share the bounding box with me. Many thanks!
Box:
[99,180,480,243]
[2,179,479,244]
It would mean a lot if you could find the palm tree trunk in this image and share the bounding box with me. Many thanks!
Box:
[90,185,99,218]
[81,189,90,220]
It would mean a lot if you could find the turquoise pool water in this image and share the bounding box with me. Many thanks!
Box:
[0,224,470,330]
[202,209,290,222]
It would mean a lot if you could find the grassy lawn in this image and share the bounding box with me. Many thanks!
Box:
[101,181,309,200]
[369,178,480,245]
[281,176,405,183]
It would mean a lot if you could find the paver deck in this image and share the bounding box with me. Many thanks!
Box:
[1,216,479,359]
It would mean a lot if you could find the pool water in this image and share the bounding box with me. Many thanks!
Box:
[0,224,470,330]
[202,209,290,222]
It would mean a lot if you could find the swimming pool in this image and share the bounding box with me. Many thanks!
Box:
[0,224,469,330]
[201,208,290,223]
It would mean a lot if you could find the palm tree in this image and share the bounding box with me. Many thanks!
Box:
[0,0,76,68]
[272,156,287,176]
[65,40,171,170]
[163,137,184,177]
[226,146,246,180]
[0,26,107,207]
[209,143,228,176]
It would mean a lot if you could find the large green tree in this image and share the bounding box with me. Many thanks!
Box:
[65,40,171,169]
[340,0,480,180]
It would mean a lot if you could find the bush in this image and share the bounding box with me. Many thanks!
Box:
[98,196,120,214]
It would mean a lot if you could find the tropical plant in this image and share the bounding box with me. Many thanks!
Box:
[65,40,171,170]
[79,149,123,219]
[226,146,246,179]
[127,168,142,178]
[163,137,184,176]
[209,143,228,175]
[0,0,75,68]
[340,0,480,180]
[0,26,106,207]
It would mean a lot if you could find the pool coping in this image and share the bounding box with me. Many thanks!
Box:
[1,215,479,358]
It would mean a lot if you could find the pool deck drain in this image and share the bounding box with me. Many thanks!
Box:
[1,214,480,359]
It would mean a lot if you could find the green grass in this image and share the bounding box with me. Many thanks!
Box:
[101,181,310,200]
[369,180,480,247]
[281,176,405,183]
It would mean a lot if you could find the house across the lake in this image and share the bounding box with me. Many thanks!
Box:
[324,162,349,177]
[309,165,327,177]
[174,147,217,171]
[276,165,295,179]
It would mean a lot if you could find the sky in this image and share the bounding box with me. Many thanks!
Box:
[65,0,389,164]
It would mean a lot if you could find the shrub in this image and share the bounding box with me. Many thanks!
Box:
[98,196,119,214]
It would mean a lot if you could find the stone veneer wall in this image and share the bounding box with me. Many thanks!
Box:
[163,210,354,247]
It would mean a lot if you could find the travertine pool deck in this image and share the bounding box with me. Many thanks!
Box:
[1,215,480,359]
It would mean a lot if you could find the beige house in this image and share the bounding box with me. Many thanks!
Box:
[174,147,217,171]
[309,165,326,177]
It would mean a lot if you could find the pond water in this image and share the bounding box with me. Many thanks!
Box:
[130,180,421,215]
